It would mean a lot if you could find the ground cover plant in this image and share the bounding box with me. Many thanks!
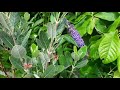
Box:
[0,12,120,78]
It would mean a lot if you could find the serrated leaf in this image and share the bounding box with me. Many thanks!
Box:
[11,45,27,59]
[9,56,24,72]
[75,59,88,68]
[21,29,32,47]
[98,31,119,64]
[0,31,14,49]
[94,12,119,21]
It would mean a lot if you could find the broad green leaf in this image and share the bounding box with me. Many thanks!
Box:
[113,70,120,78]
[42,65,55,78]
[0,12,10,30]
[21,29,32,47]
[47,22,56,40]
[42,65,64,78]
[95,18,107,33]
[24,12,30,21]
[53,65,64,76]
[11,45,27,59]
[94,12,119,21]
[87,17,95,35]
[75,12,90,24]
[77,18,91,37]
[10,12,20,30]
[78,45,87,59]
[56,18,66,35]
[71,52,79,61]
[36,31,50,50]
[64,34,77,46]
[75,59,88,68]
[9,56,24,72]
[90,39,102,60]
[33,18,44,27]
[0,31,14,49]
[108,16,120,32]
[39,52,50,70]
[64,51,73,68]
[98,31,119,64]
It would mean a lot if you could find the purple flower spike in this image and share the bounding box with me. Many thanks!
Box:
[67,22,85,48]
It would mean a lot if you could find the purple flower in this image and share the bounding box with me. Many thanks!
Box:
[67,22,85,48]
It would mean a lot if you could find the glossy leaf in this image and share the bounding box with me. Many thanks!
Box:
[94,12,119,21]
[98,31,120,64]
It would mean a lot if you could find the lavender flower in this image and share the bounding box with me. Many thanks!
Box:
[67,22,85,48]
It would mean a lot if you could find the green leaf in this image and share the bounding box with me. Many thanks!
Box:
[117,56,120,73]
[56,18,66,35]
[90,39,102,60]
[36,31,50,50]
[64,34,77,46]
[78,45,87,59]
[21,29,32,47]
[42,65,64,78]
[98,31,120,64]
[0,31,14,49]
[50,14,56,24]
[47,22,56,40]
[24,12,30,21]
[87,17,95,35]
[9,56,24,72]
[77,18,91,36]
[108,16,120,32]
[10,12,20,30]
[113,70,120,78]
[94,12,119,21]
[11,45,27,59]
[95,18,107,33]
[75,59,88,68]
[0,12,10,30]
[30,43,39,57]
[33,18,44,27]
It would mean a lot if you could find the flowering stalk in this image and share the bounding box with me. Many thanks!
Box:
[66,20,85,48]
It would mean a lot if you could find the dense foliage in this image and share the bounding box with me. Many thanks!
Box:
[0,12,120,78]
